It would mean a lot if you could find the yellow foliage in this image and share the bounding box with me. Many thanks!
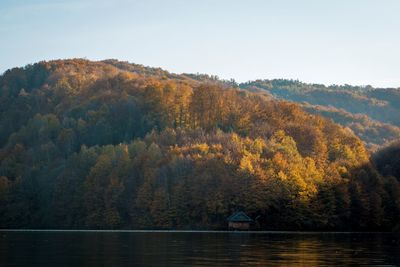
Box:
[194,143,209,155]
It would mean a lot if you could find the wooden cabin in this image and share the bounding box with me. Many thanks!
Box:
[227,211,253,230]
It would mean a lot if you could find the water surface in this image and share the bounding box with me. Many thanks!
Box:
[0,230,399,266]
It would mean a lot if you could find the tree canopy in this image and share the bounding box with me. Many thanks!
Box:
[241,79,400,149]
[0,59,398,230]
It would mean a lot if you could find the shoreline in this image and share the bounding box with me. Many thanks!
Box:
[0,229,395,234]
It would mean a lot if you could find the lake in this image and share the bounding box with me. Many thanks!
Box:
[0,230,399,266]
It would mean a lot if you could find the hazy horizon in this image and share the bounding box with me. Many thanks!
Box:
[1,0,400,87]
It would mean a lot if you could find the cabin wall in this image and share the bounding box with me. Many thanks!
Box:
[228,222,250,230]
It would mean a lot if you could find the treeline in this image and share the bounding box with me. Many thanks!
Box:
[241,79,400,148]
[301,104,400,151]
[0,59,399,230]
[373,141,400,181]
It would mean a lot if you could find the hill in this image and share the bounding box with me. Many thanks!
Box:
[0,59,398,230]
[240,79,400,149]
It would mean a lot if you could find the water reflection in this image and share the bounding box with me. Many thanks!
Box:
[0,231,399,266]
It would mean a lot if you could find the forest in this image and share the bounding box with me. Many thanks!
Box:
[241,79,400,150]
[0,59,399,231]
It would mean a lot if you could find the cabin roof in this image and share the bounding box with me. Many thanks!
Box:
[227,211,253,222]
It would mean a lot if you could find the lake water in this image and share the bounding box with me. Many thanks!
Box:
[0,230,399,266]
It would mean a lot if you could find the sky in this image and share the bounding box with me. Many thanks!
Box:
[1,0,400,87]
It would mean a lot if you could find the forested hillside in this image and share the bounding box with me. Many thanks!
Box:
[241,80,400,149]
[0,59,399,230]
[373,141,400,182]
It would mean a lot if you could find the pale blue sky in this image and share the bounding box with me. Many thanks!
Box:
[1,0,399,87]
